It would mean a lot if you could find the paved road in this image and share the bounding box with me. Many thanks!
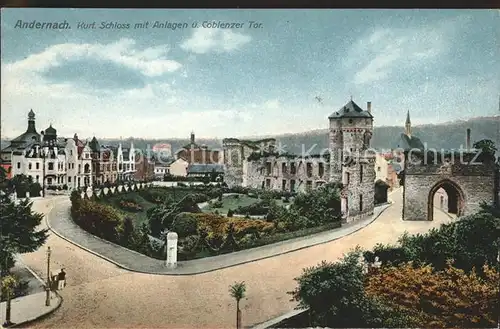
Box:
[18,189,453,329]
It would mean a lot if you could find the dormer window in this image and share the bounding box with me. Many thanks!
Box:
[349,119,353,124]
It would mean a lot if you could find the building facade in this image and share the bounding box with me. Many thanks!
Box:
[168,158,189,177]
[176,132,222,165]
[88,137,118,185]
[64,134,93,188]
[329,100,375,222]
[134,152,155,181]
[113,143,136,181]
[6,111,93,190]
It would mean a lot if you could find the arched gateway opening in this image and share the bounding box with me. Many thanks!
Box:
[427,179,465,221]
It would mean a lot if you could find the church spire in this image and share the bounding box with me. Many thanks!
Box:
[405,110,412,137]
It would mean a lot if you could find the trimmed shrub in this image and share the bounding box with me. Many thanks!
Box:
[171,212,198,238]
[73,199,123,242]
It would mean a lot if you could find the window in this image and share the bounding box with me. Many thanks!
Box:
[36,163,40,170]
[319,162,324,177]
[36,175,39,182]
[282,163,287,174]
[306,163,313,177]
[17,162,21,169]
[68,176,72,182]
[70,150,73,156]
[290,163,297,175]
[306,180,312,191]
[266,162,272,175]
[29,163,32,170]
[282,179,287,191]
[78,164,81,173]
[346,172,350,185]
[266,179,271,188]
[359,194,363,211]
[85,153,89,159]
[290,179,296,192]
[377,166,381,172]
[360,165,363,182]
[48,162,54,170]
[47,177,52,185]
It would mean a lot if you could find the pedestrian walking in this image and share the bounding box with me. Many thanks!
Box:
[57,268,66,290]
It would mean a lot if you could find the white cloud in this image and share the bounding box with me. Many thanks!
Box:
[3,38,182,78]
[347,17,468,85]
[180,29,251,54]
[263,99,280,109]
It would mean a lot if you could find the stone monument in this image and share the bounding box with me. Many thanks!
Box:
[165,232,178,269]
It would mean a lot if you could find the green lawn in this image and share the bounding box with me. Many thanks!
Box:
[202,194,288,215]
[97,188,208,227]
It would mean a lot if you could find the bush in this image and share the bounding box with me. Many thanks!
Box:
[119,200,143,212]
[212,200,223,208]
[73,199,123,242]
[290,182,342,226]
[289,249,416,328]
[234,201,270,216]
[227,209,234,217]
[189,193,210,203]
[369,208,500,275]
[171,213,198,238]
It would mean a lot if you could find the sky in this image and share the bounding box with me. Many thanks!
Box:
[1,9,499,140]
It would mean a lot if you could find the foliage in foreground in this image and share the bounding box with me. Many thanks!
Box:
[289,249,419,328]
[290,203,500,328]
[0,194,48,274]
[366,261,499,328]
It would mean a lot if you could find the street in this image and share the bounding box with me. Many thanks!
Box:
[18,189,452,328]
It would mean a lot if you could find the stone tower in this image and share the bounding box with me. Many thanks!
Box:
[328,100,375,222]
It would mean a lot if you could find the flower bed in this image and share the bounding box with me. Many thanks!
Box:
[119,200,143,212]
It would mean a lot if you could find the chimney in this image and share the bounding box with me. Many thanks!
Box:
[367,102,372,113]
[466,128,471,150]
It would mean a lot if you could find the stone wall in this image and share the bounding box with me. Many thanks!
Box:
[243,155,330,192]
[403,157,497,221]
[342,156,376,222]
[223,138,275,188]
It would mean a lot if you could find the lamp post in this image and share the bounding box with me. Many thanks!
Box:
[45,246,51,306]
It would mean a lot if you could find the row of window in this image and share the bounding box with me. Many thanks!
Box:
[266,162,325,178]
[96,164,134,172]
[19,161,91,173]
[263,178,320,192]
[25,174,89,186]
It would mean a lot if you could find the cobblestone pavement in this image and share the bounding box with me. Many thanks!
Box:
[18,189,453,329]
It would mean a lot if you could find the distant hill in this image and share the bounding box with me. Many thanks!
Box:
[2,116,499,156]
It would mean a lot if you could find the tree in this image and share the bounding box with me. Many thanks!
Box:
[365,261,499,328]
[367,209,500,274]
[473,139,497,162]
[120,217,135,246]
[4,174,42,198]
[473,139,497,155]
[229,281,246,329]
[0,194,48,274]
[1,275,17,327]
[289,248,418,328]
